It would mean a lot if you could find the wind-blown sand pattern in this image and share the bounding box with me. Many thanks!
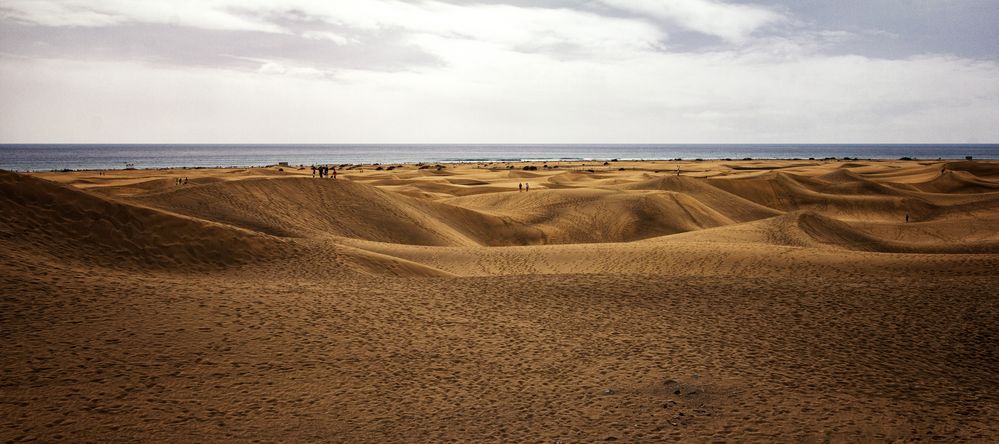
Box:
[2,159,997,442]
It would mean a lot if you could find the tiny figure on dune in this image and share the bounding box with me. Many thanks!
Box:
[525,182,530,192]
[312,165,316,178]
[905,213,909,223]
[183,177,188,185]
[519,182,523,192]
[332,167,337,179]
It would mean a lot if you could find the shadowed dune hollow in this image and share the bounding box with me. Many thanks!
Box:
[2,160,998,442]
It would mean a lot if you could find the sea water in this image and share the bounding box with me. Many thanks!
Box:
[1,144,997,171]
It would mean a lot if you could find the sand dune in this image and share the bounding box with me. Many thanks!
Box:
[0,171,460,276]
[905,169,999,194]
[671,210,999,253]
[3,159,998,442]
[813,169,912,196]
[443,187,740,243]
[706,171,944,222]
[389,181,516,198]
[16,159,998,258]
[0,171,283,270]
[619,175,782,222]
[779,210,999,253]
[137,177,546,247]
[945,160,999,178]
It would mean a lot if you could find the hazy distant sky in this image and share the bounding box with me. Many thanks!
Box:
[1,0,997,143]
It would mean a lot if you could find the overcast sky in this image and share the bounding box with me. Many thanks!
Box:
[1,0,997,143]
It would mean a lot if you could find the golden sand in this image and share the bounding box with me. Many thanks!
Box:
[2,159,997,441]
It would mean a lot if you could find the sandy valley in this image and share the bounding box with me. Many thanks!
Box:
[2,159,998,442]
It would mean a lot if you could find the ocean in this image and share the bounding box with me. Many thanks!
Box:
[1,144,997,171]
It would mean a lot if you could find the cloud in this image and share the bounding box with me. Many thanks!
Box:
[301,31,356,45]
[1,0,665,57]
[1,0,997,143]
[3,44,997,143]
[0,22,441,73]
[1,0,285,33]
[0,0,671,84]
[597,0,784,43]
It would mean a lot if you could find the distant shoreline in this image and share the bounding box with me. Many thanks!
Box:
[12,156,996,174]
[3,143,997,172]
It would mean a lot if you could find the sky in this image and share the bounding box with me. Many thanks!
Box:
[1,0,997,143]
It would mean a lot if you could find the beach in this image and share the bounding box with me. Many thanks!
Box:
[2,159,998,441]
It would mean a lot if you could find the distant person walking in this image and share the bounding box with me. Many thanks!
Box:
[525,183,529,192]
[905,213,909,223]
[332,167,337,179]
[312,165,317,178]
[519,183,523,192]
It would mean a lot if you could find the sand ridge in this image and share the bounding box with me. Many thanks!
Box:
[3,159,998,442]
[30,159,996,253]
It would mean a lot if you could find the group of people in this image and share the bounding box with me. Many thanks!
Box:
[175,177,188,185]
[518,182,529,192]
[312,165,337,179]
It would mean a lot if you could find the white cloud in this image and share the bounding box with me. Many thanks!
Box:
[255,60,328,78]
[1,0,285,33]
[598,0,784,43]
[301,31,356,45]
[3,47,997,143]
[1,0,998,143]
[263,0,666,57]
[1,0,665,56]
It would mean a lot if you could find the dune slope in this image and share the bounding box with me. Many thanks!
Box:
[136,177,545,247]
[0,171,283,270]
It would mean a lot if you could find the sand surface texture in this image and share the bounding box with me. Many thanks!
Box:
[2,159,998,442]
